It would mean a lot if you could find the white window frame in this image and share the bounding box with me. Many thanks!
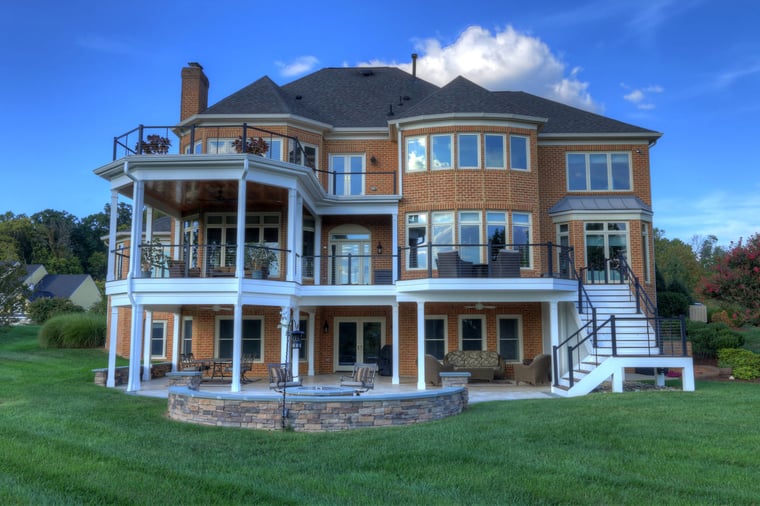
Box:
[458,211,482,264]
[509,135,529,171]
[406,136,427,172]
[150,320,167,359]
[329,154,365,196]
[457,133,480,169]
[289,140,318,169]
[566,152,632,191]
[459,315,486,351]
[431,134,453,170]
[424,316,448,360]
[215,316,264,360]
[206,138,236,154]
[484,134,506,169]
[512,212,532,269]
[406,213,429,270]
[181,316,193,355]
[497,315,523,363]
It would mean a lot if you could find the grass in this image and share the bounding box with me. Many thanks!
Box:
[2,326,760,505]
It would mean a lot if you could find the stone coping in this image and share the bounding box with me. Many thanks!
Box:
[168,385,465,402]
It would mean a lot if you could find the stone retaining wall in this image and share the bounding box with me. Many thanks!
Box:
[167,387,468,432]
[92,362,172,387]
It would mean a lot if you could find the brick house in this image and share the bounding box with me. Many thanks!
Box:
[94,62,693,396]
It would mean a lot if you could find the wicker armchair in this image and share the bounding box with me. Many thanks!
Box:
[513,354,551,385]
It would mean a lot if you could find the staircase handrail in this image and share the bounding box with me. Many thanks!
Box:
[612,254,658,319]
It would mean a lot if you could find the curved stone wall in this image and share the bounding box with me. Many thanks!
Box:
[167,386,468,432]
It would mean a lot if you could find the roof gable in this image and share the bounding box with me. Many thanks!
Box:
[31,274,91,300]
[204,76,292,115]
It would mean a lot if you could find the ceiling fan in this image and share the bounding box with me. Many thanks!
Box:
[465,303,496,310]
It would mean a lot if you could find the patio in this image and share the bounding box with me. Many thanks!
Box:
[126,373,556,404]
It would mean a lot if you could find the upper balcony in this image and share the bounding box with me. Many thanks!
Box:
[111,124,398,197]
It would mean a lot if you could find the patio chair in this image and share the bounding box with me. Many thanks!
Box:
[513,354,551,385]
[340,363,378,395]
[267,363,302,392]
[492,249,521,278]
[180,353,199,371]
[425,354,454,386]
[436,250,473,278]
[241,354,255,383]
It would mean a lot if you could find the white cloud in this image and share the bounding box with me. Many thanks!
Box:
[358,25,600,112]
[621,83,664,110]
[276,56,319,78]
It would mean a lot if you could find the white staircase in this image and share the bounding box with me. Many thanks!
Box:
[552,284,695,397]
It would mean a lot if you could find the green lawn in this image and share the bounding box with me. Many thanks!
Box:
[1,326,759,505]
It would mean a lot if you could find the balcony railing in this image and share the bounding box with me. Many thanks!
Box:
[113,241,575,285]
[112,123,397,194]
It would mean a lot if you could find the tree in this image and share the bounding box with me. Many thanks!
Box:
[0,262,29,326]
[654,228,702,298]
[700,233,760,325]
[690,234,726,271]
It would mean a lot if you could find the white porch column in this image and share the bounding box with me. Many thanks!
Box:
[230,302,243,392]
[549,301,559,351]
[286,188,299,282]
[128,179,144,278]
[107,305,119,387]
[416,300,425,390]
[315,217,322,285]
[171,310,180,372]
[307,311,315,376]
[279,306,291,362]
[106,191,118,282]
[392,301,400,385]
[126,303,144,392]
[291,305,301,382]
[391,213,398,281]
[142,311,152,381]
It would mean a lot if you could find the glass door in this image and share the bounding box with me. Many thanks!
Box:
[585,222,628,282]
[336,320,383,371]
[331,234,371,284]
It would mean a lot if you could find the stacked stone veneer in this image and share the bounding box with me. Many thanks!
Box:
[92,362,172,387]
[168,387,468,432]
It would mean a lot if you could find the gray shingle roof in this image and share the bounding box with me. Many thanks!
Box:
[549,196,652,214]
[30,274,91,301]
[199,67,659,137]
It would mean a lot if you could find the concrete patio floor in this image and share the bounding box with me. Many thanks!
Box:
[124,373,557,403]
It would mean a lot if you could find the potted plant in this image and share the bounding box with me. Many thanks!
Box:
[246,243,278,279]
[233,136,269,155]
[136,134,171,154]
[141,238,168,277]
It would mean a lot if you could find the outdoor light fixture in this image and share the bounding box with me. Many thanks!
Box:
[323,321,329,334]
[290,330,304,350]
[376,242,383,255]
[370,155,378,165]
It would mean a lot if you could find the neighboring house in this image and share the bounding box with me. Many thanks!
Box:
[25,265,101,311]
[94,62,693,395]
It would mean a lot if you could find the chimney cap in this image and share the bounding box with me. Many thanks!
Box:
[188,62,203,69]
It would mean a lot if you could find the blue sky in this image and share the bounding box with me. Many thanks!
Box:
[1,0,758,246]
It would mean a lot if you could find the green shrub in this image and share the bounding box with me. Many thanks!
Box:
[38,313,106,349]
[718,348,760,380]
[28,297,84,324]
[657,291,690,317]
[688,321,744,359]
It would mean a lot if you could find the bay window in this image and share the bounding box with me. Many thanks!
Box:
[509,135,529,170]
[457,133,479,168]
[406,136,427,171]
[431,134,453,169]
[484,134,505,169]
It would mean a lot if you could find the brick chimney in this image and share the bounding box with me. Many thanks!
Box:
[180,62,209,121]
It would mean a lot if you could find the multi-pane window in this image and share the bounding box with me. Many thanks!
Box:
[297,318,308,361]
[288,140,317,169]
[425,317,447,360]
[406,136,427,171]
[460,316,485,351]
[150,320,167,359]
[206,213,281,275]
[264,139,283,161]
[217,317,262,359]
[510,135,528,170]
[431,211,454,263]
[406,213,428,269]
[181,317,193,354]
[486,211,507,258]
[512,212,531,267]
[457,133,480,168]
[641,223,651,283]
[431,135,453,169]
[484,134,506,169]
[498,317,521,362]
[330,154,364,196]
[458,211,482,263]
[302,216,315,279]
[206,138,236,154]
[567,153,631,191]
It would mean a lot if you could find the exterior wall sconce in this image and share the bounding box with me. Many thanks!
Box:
[370,155,377,165]
[376,242,383,255]
[323,321,329,334]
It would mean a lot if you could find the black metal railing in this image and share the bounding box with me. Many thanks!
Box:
[112,123,398,195]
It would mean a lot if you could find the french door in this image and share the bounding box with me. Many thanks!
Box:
[335,319,383,371]
[585,222,628,282]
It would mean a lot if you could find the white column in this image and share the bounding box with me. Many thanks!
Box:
[128,180,144,278]
[142,311,152,381]
[307,311,315,376]
[392,302,400,385]
[287,188,298,281]
[107,305,119,387]
[549,301,559,352]
[106,191,118,282]
[280,306,290,362]
[315,217,322,286]
[391,213,398,281]
[171,311,180,372]
[126,303,143,392]
[231,302,243,392]
[416,300,425,390]
[291,305,301,382]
